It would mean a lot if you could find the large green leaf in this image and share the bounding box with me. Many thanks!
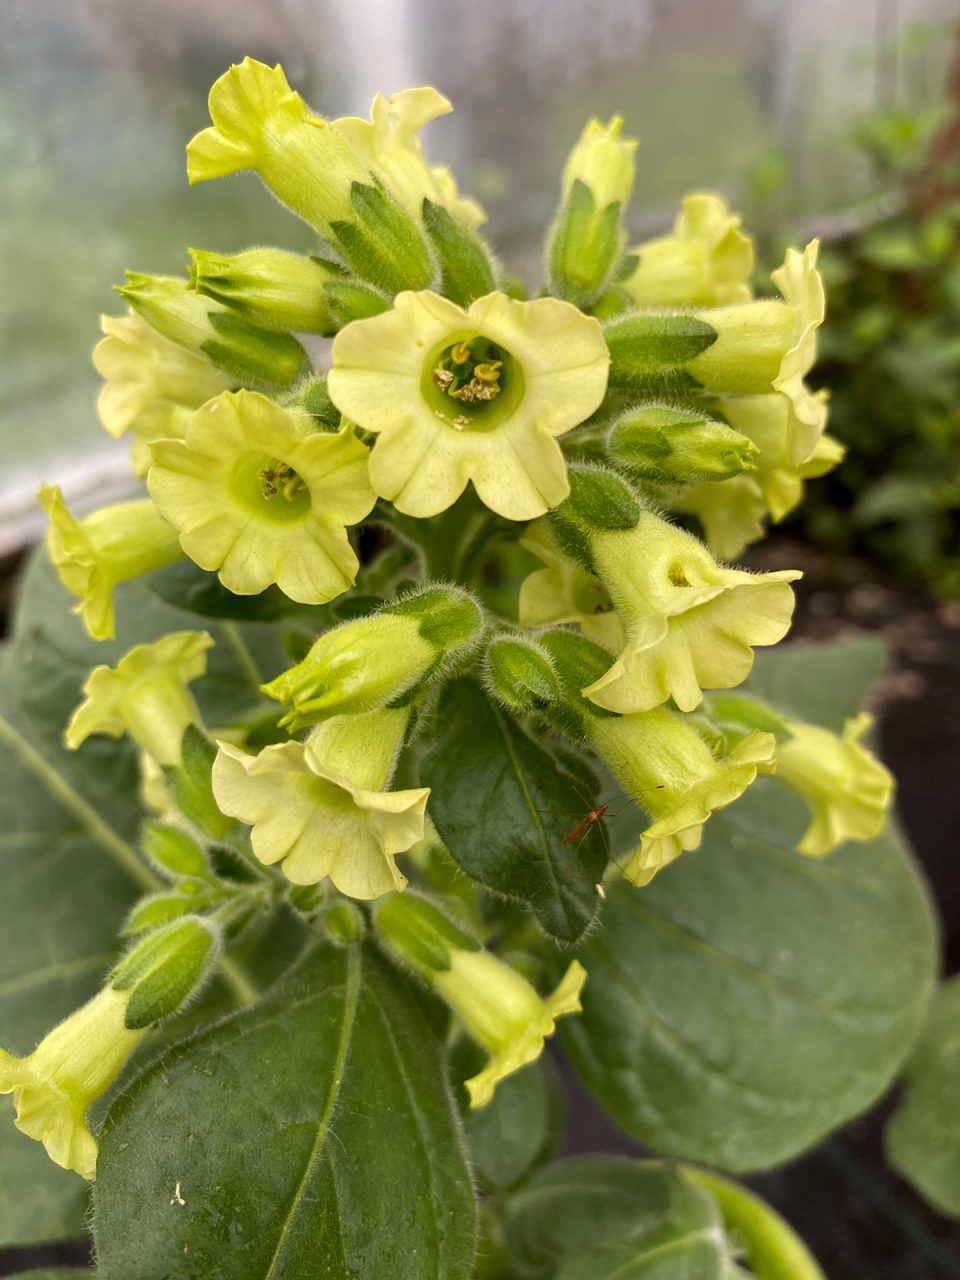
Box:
[561,640,937,1172]
[422,679,604,943]
[886,978,960,1218]
[93,943,476,1279]
[502,1156,735,1279]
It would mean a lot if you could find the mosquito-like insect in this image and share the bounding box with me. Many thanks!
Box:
[557,783,665,896]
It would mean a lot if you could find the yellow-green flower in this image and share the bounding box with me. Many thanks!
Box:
[212,708,428,898]
[186,58,368,230]
[328,290,609,519]
[587,708,776,884]
[39,485,183,641]
[672,474,768,562]
[375,892,585,1107]
[335,86,486,229]
[65,631,213,767]
[518,521,625,652]
[775,713,894,856]
[0,987,144,1180]
[623,192,754,308]
[93,309,235,444]
[148,389,375,603]
[582,510,800,713]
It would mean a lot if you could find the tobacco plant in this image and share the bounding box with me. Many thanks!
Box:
[0,59,945,1278]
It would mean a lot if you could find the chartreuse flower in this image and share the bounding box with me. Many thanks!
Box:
[550,467,800,714]
[518,521,626,652]
[548,116,638,304]
[622,193,754,308]
[39,485,183,641]
[93,309,235,445]
[334,86,486,230]
[261,584,482,730]
[185,59,436,294]
[375,893,586,1106]
[542,629,776,885]
[66,631,212,767]
[775,713,894,856]
[0,917,217,1178]
[148,389,375,603]
[674,395,843,559]
[328,290,609,518]
[116,273,309,390]
[212,707,429,897]
[604,241,826,463]
[188,246,341,334]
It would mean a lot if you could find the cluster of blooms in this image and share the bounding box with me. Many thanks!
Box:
[6,59,895,1178]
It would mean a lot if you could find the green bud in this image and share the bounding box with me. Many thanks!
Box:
[322,900,366,947]
[188,246,341,334]
[122,893,194,937]
[548,464,641,571]
[548,118,638,305]
[539,628,619,736]
[260,586,482,731]
[329,181,436,296]
[116,273,309,390]
[421,197,497,307]
[484,636,560,710]
[375,892,480,977]
[281,372,343,432]
[142,821,209,881]
[111,916,220,1029]
[323,279,391,326]
[607,404,759,484]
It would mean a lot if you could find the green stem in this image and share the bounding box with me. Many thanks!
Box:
[683,1167,825,1280]
[219,621,263,692]
[218,954,259,1007]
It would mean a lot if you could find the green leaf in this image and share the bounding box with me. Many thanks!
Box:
[4,1271,93,1279]
[93,943,476,1279]
[562,637,936,1172]
[886,978,960,1218]
[502,1156,734,1279]
[421,679,604,943]
[145,559,328,626]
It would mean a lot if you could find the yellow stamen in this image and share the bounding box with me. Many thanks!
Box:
[451,342,471,364]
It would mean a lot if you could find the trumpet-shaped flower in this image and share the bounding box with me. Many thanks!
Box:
[65,631,213,767]
[0,987,144,1179]
[587,707,776,884]
[39,485,183,641]
[375,892,586,1106]
[580,510,800,713]
[518,521,625,652]
[188,246,341,334]
[260,585,482,730]
[775,713,894,856]
[623,192,754,308]
[334,87,486,229]
[148,389,375,603]
[212,708,428,897]
[687,241,826,465]
[328,290,609,519]
[93,309,235,441]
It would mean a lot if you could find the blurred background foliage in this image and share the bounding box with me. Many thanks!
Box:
[2,0,957,571]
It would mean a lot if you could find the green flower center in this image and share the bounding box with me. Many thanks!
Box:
[230,453,312,523]
[421,333,525,433]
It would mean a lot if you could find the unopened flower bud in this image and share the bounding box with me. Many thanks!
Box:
[607,403,759,485]
[484,636,560,710]
[375,893,586,1107]
[549,116,638,304]
[116,272,308,390]
[188,246,341,334]
[110,916,220,1029]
